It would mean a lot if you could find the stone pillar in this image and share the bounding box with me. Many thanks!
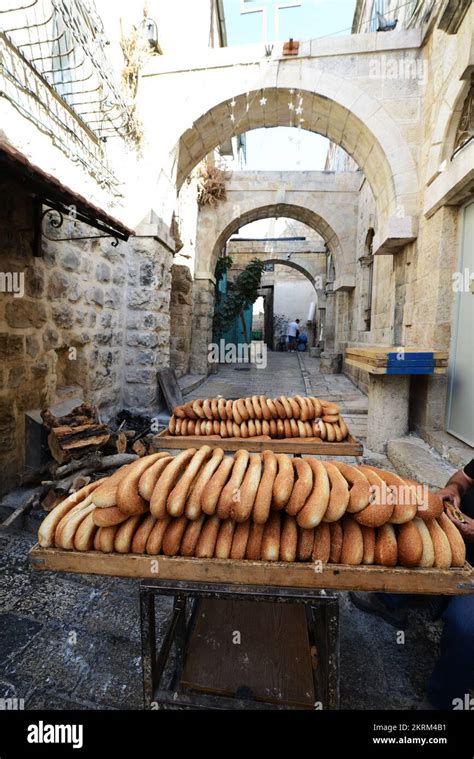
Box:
[323,291,336,353]
[320,291,342,373]
[190,276,215,376]
[169,264,193,378]
[409,374,448,434]
[123,223,174,412]
[367,374,410,453]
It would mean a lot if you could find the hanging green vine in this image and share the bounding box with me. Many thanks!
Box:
[213,257,265,343]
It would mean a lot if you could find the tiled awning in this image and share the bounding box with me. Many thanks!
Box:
[0,141,134,244]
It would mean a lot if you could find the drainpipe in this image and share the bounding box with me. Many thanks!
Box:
[216,0,228,47]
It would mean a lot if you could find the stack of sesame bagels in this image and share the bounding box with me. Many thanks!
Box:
[168,395,349,441]
[38,448,465,569]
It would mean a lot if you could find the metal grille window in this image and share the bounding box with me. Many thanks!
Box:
[0,0,131,140]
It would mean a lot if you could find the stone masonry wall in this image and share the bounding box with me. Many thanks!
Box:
[0,178,173,492]
[123,236,172,411]
[190,278,215,376]
[169,264,193,378]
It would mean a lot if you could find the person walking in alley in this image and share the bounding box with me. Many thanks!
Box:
[350,460,474,710]
[287,318,300,353]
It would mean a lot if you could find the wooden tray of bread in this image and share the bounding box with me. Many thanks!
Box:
[31,448,474,596]
[157,393,363,456]
[29,546,473,595]
[155,429,363,456]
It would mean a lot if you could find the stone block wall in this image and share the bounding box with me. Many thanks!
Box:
[169,264,193,378]
[190,278,215,376]
[0,177,173,492]
[123,236,172,411]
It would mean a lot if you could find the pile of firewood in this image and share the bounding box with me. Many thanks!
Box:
[39,403,162,512]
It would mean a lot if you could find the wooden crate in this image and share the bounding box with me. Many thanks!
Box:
[29,545,474,596]
[154,429,363,456]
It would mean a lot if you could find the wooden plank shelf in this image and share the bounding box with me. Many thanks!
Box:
[345,358,448,376]
[345,346,448,376]
[154,429,363,456]
[30,545,474,596]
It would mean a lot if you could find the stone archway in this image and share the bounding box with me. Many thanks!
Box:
[190,196,344,374]
[172,83,418,237]
[258,258,322,352]
[175,90,417,251]
[210,203,345,276]
[141,34,422,251]
[195,170,357,278]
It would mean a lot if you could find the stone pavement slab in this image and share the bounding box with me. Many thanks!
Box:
[185,351,307,402]
[387,435,456,489]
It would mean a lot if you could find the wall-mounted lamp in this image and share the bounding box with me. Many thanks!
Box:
[140,13,161,53]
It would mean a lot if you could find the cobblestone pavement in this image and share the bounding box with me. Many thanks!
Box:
[186,350,368,441]
[0,354,441,711]
[185,350,307,401]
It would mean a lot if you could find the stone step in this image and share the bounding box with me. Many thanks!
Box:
[421,429,473,470]
[387,435,456,490]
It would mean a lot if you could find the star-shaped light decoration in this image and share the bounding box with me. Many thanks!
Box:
[289,88,295,94]
[295,105,303,115]
[260,96,267,106]
[230,98,236,108]
[230,113,235,122]
[288,102,295,111]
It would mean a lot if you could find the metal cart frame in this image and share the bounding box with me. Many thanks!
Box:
[139,579,339,711]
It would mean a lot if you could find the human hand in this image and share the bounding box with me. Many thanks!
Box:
[446,511,474,544]
[438,483,462,510]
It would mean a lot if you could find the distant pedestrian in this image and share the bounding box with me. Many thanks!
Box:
[287,319,300,353]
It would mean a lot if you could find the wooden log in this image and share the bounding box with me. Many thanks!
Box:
[103,431,128,455]
[71,474,91,492]
[51,453,103,478]
[51,452,136,479]
[79,453,138,473]
[41,492,67,512]
[131,440,147,457]
[41,402,98,430]
[41,489,62,511]
[47,424,111,463]
[1,495,36,529]
[45,454,139,491]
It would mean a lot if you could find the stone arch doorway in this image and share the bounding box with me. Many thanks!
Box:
[258,258,322,352]
[190,203,340,373]
[228,252,324,351]
[206,202,344,278]
[170,82,418,251]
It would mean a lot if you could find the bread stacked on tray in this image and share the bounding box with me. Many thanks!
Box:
[168,395,349,442]
[38,448,466,569]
